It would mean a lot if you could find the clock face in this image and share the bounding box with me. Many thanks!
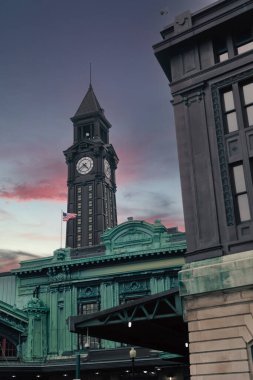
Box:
[104,159,111,178]
[76,157,93,175]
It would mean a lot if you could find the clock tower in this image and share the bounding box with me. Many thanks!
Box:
[63,84,118,249]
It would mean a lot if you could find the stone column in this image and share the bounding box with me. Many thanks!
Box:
[179,251,253,380]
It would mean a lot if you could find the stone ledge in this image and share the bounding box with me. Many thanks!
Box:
[179,250,253,296]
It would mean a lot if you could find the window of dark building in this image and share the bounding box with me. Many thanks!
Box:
[214,38,229,63]
[234,25,253,55]
[231,163,251,223]
[218,78,253,226]
[222,89,238,133]
[0,337,17,358]
[242,82,253,127]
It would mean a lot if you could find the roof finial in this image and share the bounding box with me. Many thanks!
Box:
[89,62,92,87]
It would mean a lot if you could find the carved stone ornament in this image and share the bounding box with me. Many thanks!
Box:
[78,286,99,299]
[182,87,205,107]
[120,280,149,295]
[47,265,70,282]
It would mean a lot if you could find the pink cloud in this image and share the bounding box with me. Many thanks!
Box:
[0,250,40,273]
[0,259,20,272]
[143,215,185,232]
[0,150,68,201]
[0,178,67,201]
[116,148,145,185]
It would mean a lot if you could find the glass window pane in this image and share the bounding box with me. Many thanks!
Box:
[246,105,253,126]
[233,165,246,193]
[243,83,253,104]
[237,194,251,222]
[237,41,253,55]
[226,112,238,132]
[223,91,235,111]
[219,52,229,62]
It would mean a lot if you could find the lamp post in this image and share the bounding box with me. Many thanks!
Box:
[74,352,81,380]
[129,347,136,378]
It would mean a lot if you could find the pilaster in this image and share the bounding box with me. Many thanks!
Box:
[23,297,48,361]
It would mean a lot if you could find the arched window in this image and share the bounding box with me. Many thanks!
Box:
[0,337,17,358]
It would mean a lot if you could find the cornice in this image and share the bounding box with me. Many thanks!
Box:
[12,246,186,276]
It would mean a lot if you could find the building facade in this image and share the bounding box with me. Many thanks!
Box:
[153,1,253,380]
[0,219,186,380]
[154,0,253,262]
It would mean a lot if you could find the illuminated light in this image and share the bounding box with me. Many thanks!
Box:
[128,321,132,328]
[95,372,99,375]
[185,342,189,348]
[143,370,148,374]
[63,375,68,377]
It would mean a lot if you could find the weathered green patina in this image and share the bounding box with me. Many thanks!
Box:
[102,219,186,255]
[0,220,186,364]
[179,250,253,296]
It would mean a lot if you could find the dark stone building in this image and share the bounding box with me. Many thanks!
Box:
[154,0,253,262]
[153,1,253,380]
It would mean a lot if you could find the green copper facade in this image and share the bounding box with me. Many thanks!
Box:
[0,220,186,379]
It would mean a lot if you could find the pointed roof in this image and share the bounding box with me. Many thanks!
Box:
[74,84,104,118]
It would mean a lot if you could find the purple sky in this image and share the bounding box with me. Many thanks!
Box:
[0,0,215,270]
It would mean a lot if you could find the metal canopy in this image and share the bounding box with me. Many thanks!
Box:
[69,288,188,356]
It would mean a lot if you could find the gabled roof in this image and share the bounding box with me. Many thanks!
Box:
[73,84,104,118]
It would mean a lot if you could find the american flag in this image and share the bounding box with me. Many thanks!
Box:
[62,212,77,222]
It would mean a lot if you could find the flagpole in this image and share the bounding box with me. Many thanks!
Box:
[60,209,63,248]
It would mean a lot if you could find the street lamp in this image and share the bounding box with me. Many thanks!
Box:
[129,347,136,378]
[74,329,90,380]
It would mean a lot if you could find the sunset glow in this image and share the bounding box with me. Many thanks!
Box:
[0,0,215,271]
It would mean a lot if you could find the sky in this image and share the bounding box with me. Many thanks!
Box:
[0,0,215,271]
